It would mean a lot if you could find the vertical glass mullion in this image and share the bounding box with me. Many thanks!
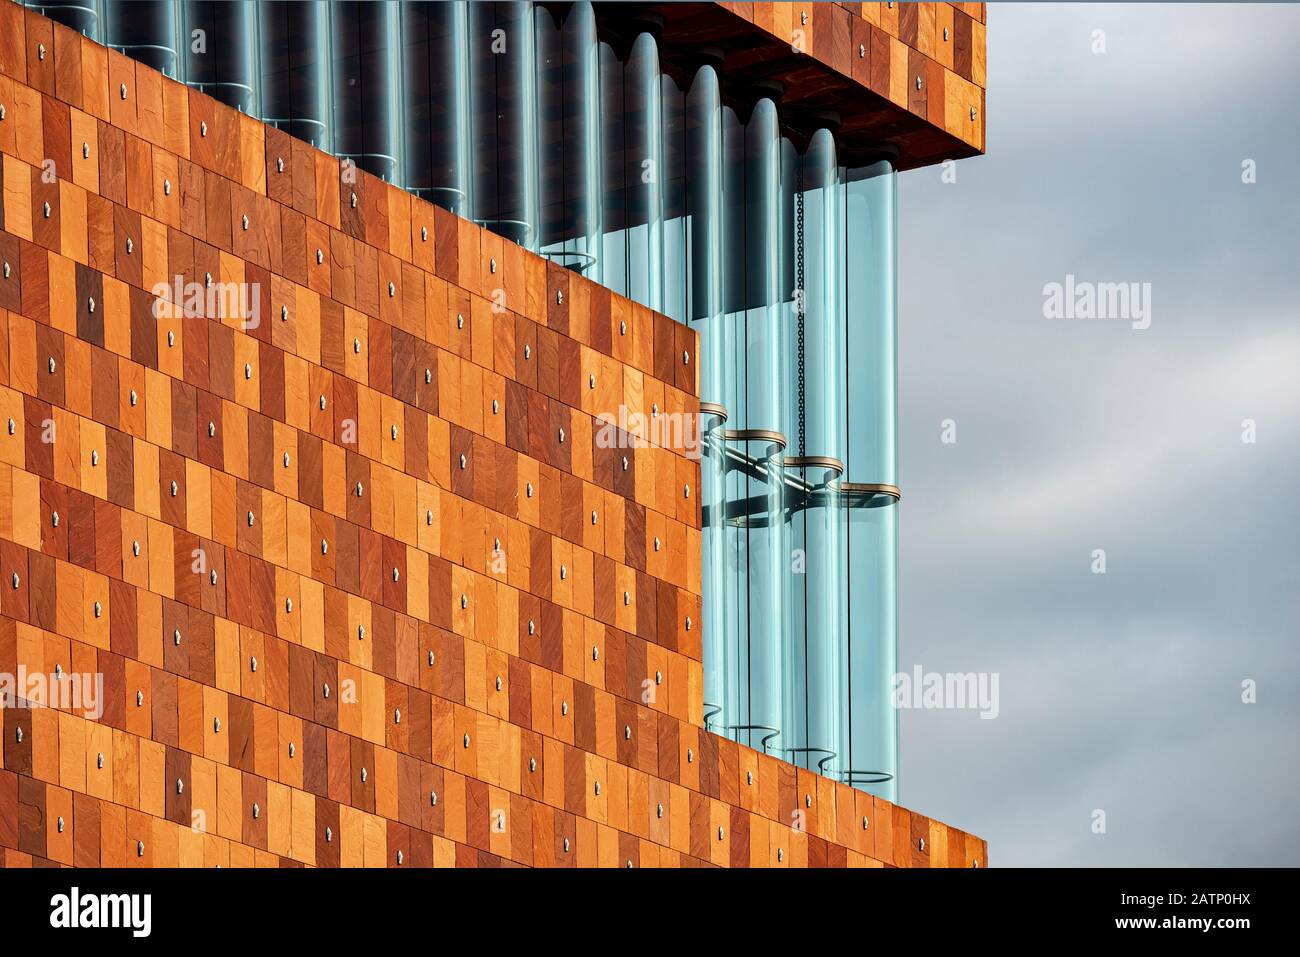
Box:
[105,0,180,79]
[182,1,258,115]
[330,0,401,184]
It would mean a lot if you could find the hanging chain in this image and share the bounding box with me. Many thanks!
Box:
[796,158,806,459]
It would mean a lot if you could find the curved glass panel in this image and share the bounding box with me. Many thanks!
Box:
[330,1,402,184]
[183,1,257,114]
[105,0,180,78]
[536,1,601,274]
[843,158,899,798]
[844,502,898,800]
[30,0,102,40]
[259,0,332,149]
[401,0,473,215]
[470,0,540,249]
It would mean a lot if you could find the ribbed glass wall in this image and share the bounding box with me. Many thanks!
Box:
[41,0,900,798]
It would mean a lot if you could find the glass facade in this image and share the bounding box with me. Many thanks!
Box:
[40,0,901,800]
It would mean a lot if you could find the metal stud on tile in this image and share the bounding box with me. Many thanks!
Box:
[559,564,567,580]
[88,297,96,315]
[718,826,725,840]
[164,180,172,196]
[38,43,46,60]
[656,803,663,819]
[91,450,99,466]
[133,541,140,557]
[623,591,630,606]
[2,262,7,278]
[652,403,659,417]
[591,510,598,525]
[556,289,563,304]
[619,320,626,336]
[210,569,217,585]
[392,567,400,582]
[621,456,629,471]
[463,733,470,748]
[244,363,252,379]
[594,781,601,796]
[136,690,144,707]
[427,650,436,666]
[558,427,565,443]
[98,752,105,769]
[425,368,433,384]
[456,313,464,329]
[284,452,291,467]
[420,226,427,241]
[170,481,178,496]
[52,511,59,528]
[492,398,499,414]
[430,790,438,806]
[316,248,324,264]
[528,757,536,773]
[357,625,365,640]
[355,481,364,497]
[859,43,866,58]
[459,453,466,469]
[281,304,288,321]
[14,727,21,743]
[918,837,926,852]
[971,107,978,121]
[208,421,216,437]
[48,356,56,373]
[250,656,257,672]
[460,594,468,609]
[93,601,101,618]
[563,837,570,853]
[277,156,284,173]
[43,201,50,218]
[655,670,662,685]
[288,742,295,758]
[495,675,502,692]
[687,748,694,763]
[174,629,181,645]
[489,258,497,274]
[7,418,13,435]
[391,424,398,440]
[805,793,812,808]
[944,26,950,41]
[325,827,332,843]
[126,237,134,254]
[426,510,433,525]
[11,573,18,589]
[350,192,357,208]
[528,619,535,635]
[396,851,403,865]
[120,83,128,100]
[623,724,631,740]
[360,767,367,783]
[916,75,923,90]
[685,616,692,631]
[137,841,144,857]
[523,344,531,360]
[200,120,208,137]
[55,664,63,679]
[747,771,754,786]
[561,701,568,716]
[388,281,395,297]
[213,718,221,733]
[653,537,661,551]
[319,395,327,410]
[176,779,184,795]
[777,848,785,862]
[322,683,330,698]
[167,330,174,346]
[526,482,533,497]
[863,816,870,830]
[247,511,255,526]
[130,389,138,406]
[592,645,599,661]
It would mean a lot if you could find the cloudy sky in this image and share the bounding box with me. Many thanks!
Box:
[895,3,1300,866]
